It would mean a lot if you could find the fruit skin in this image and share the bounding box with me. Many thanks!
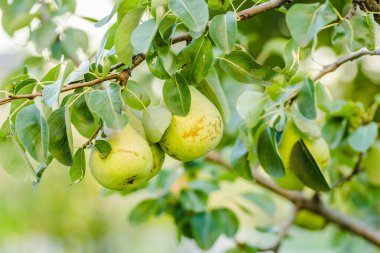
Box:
[363,141,380,186]
[275,120,330,190]
[159,86,223,162]
[89,125,153,191]
[148,143,165,179]
[294,210,326,230]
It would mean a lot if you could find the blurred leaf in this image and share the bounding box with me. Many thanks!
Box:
[87,83,129,129]
[61,28,89,62]
[208,0,234,11]
[15,104,49,164]
[0,0,37,35]
[348,123,378,153]
[31,21,57,52]
[322,118,347,149]
[95,0,123,27]
[257,127,285,177]
[231,138,253,180]
[282,39,300,80]
[70,148,86,184]
[163,73,191,116]
[131,18,158,53]
[190,211,223,250]
[316,82,332,112]
[94,140,112,159]
[286,1,337,47]
[180,190,208,212]
[236,90,265,128]
[219,50,271,83]
[214,208,239,237]
[243,193,276,216]
[122,80,151,110]
[209,12,237,53]
[168,0,208,33]
[0,120,34,180]
[178,35,213,84]
[115,9,144,66]
[129,198,162,225]
[196,68,230,123]
[47,107,74,166]
[292,106,321,138]
[290,140,330,191]
[297,78,316,120]
[142,105,172,143]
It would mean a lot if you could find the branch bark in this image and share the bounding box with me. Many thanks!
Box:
[205,152,380,248]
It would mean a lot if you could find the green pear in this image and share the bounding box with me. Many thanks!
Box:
[275,120,330,190]
[89,125,153,191]
[148,143,165,179]
[363,141,380,186]
[294,210,326,230]
[159,86,223,162]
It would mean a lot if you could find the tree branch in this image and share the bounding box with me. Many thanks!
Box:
[332,153,363,189]
[237,0,292,21]
[205,152,380,248]
[313,47,380,81]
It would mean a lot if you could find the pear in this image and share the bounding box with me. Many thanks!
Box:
[294,210,326,230]
[275,120,330,190]
[159,86,223,162]
[148,143,165,179]
[363,141,380,186]
[89,125,153,191]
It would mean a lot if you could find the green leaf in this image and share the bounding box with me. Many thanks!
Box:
[178,35,213,84]
[208,0,234,11]
[316,82,331,112]
[292,106,321,138]
[122,81,151,111]
[70,148,86,184]
[117,0,148,22]
[47,107,74,166]
[87,83,129,129]
[95,0,123,27]
[131,18,158,53]
[163,73,191,116]
[15,104,49,164]
[61,28,89,62]
[146,50,172,79]
[31,21,57,52]
[129,198,162,225]
[213,208,239,237]
[94,140,112,159]
[242,193,276,216]
[42,64,62,82]
[115,9,144,66]
[0,120,34,180]
[322,118,347,149]
[257,127,285,178]
[71,95,100,138]
[282,39,300,80]
[348,123,378,153]
[180,190,208,212]
[297,78,316,120]
[0,0,37,35]
[286,1,337,47]
[209,12,237,53]
[142,105,172,143]
[10,80,36,121]
[168,0,208,33]
[190,211,223,250]
[196,68,230,123]
[218,50,271,83]
[290,140,330,192]
[236,90,265,128]
[230,139,253,180]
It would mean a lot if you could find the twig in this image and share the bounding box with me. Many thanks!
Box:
[313,47,380,81]
[332,153,363,189]
[258,207,298,252]
[205,152,380,247]
[82,126,101,149]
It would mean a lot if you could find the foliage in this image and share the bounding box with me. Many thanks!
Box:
[0,0,380,252]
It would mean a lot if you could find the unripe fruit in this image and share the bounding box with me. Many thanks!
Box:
[294,210,326,230]
[89,125,153,191]
[275,120,330,190]
[363,141,380,186]
[159,86,223,162]
[148,143,165,179]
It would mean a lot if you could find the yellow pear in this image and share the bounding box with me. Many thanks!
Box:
[159,86,223,162]
[294,210,326,230]
[275,120,330,190]
[363,141,380,186]
[89,125,153,191]
[148,143,165,179]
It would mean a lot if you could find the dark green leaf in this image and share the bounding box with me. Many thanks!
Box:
[129,198,162,225]
[70,148,86,184]
[94,140,112,159]
[190,211,223,250]
[297,78,316,120]
[48,107,74,166]
[230,139,253,180]
[257,127,285,177]
[71,95,100,138]
[290,140,330,191]
[209,11,237,53]
[163,73,191,116]
[146,51,171,79]
[180,190,208,212]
